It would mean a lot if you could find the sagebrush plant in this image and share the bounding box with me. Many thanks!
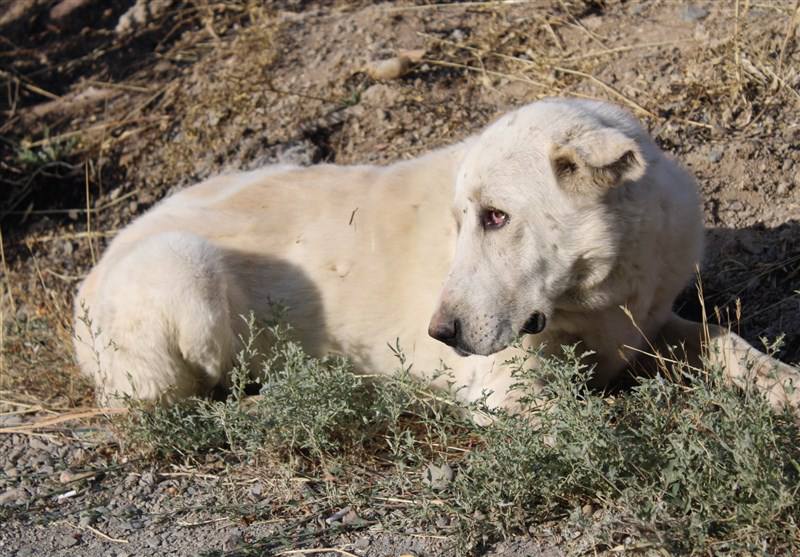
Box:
[120,317,800,554]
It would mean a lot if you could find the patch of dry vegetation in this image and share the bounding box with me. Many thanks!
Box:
[119,317,800,555]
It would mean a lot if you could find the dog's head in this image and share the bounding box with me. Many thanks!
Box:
[429,99,649,356]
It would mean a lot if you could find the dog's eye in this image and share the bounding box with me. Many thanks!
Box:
[481,208,509,230]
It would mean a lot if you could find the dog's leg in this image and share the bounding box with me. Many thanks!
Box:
[74,232,241,406]
[655,314,800,408]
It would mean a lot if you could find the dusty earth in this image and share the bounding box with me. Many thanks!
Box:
[1,0,800,555]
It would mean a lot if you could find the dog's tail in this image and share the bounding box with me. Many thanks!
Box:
[73,232,241,407]
[657,314,800,409]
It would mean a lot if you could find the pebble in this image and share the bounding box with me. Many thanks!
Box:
[0,487,25,505]
[59,534,79,548]
[28,438,48,451]
[366,57,412,81]
[707,148,723,163]
[59,470,96,484]
[249,482,263,497]
[353,536,370,550]
[0,415,23,427]
[423,463,454,491]
[682,4,709,22]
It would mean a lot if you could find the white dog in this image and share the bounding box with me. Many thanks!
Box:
[73,98,799,410]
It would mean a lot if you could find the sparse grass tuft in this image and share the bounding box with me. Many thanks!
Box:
[120,318,800,554]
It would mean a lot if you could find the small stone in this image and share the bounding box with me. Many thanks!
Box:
[59,470,95,484]
[341,508,361,525]
[28,438,47,451]
[353,536,370,550]
[366,56,412,81]
[249,482,263,497]
[579,15,602,30]
[59,534,79,548]
[16,547,33,557]
[776,182,790,196]
[423,463,454,491]
[0,415,23,427]
[0,487,24,505]
[4,467,18,479]
[707,148,723,163]
[682,4,709,22]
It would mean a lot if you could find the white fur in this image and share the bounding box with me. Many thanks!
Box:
[73,98,799,410]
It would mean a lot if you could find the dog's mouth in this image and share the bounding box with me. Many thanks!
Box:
[452,345,474,357]
[520,311,547,335]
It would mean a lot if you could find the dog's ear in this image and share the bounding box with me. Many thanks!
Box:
[550,128,646,192]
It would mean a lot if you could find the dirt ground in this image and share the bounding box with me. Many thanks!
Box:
[1,0,799,555]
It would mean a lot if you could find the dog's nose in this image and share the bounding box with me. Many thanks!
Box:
[521,311,546,335]
[428,317,460,347]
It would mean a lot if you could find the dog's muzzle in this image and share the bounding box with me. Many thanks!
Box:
[521,311,546,335]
